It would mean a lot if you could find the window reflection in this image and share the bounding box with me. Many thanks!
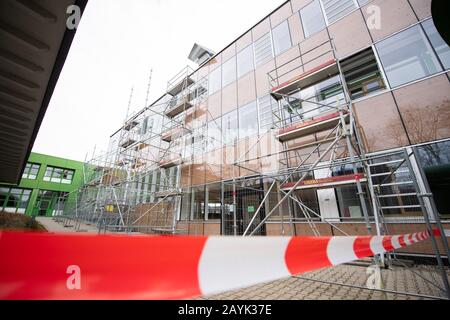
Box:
[376,25,442,88]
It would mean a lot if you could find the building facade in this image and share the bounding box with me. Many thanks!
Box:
[0,153,84,217]
[71,0,450,254]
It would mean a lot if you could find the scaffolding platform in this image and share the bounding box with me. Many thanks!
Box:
[167,76,194,96]
[123,120,139,131]
[281,173,366,191]
[277,111,349,142]
[120,138,137,149]
[165,97,193,118]
[162,126,188,142]
[159,157,182,169]
[271,59,338,98]
[154,189,181,198]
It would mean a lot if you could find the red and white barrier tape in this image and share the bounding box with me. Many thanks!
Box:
[0,230,444,300]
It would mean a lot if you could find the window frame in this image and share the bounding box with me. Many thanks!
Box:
[22,162,40,180]
[271,20,293,56]
[43,166,75,185]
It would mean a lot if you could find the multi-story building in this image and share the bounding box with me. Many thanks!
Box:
[70,0,450,254]
[0,153,84,217]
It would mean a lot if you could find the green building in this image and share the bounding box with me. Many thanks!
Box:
[0,153,84,217]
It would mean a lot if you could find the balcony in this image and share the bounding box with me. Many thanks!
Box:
[281,174,366,191]
[165,96,193,118]
[276,111,349,142]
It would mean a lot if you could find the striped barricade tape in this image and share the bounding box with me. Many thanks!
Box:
[0,230,443,300]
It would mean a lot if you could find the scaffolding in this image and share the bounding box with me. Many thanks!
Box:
[58,36,450,299]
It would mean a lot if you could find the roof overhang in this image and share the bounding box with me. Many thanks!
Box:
[188,43,215,66]
[0,0,88,184]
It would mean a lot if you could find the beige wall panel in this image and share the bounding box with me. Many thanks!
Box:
[291,0,310,13]
[393,75,450,144]
[207,54,221,71]
[191,156,205,186]
[252,17,271,41]
[409,0,432,20]
[299,29,330,54]
[205,149,222,183]
[288,12,305,46]
[275,45,303,84]
[204,223,221,236]
[221,43,236,62]
[329,10,372,59]
[255,59,276,97]
[270,2,293,27]
[236,31,253,52]
[222,145,238,180]
[222,82,238,114]
[193,102,208,128]
[354,92,409,152]
[238,136,261,177]
[188,223,204,236]
[208,91,222,120]
[362,0,417,42]
[237,72,257,106]
[265,223,294,236]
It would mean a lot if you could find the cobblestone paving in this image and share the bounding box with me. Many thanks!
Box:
[199,262,450,300]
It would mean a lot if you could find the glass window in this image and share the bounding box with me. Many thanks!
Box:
[22,163,40,180]
[222,110,239,145]
[0,187,32,214]
[320,0,357,24]
[43,167,52,181]
[222,57,236,88]
[207,118,222,152]
[254,32,273,67]
[51,168,63,183]
[272,21,292,55]
[43,166,75,184]
[300,0,326,38]
[341,48,386,99]
[422,19,450,70]
[238,101,259,139]
[237,44,254,78]
[208,66,221,95]
[376,25,442,88]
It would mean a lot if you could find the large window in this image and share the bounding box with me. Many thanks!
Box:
[254,32,273,67]
[222,110,239,145]
[222,57,236,87]
[0,187,31,214]
[208,66,222,95]
[237,44,254,78]
[376,25,442,88]
[320,0,357,24]
[44,166,75,184]
[341,48,386,99]
[422,19,450,70]
[272,21,292,56]
[300,0,326,38]
[22,163,40,180]
[239,101,259,139]
[258,95,278,132]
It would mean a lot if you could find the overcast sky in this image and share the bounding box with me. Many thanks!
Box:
[32,0,286,162]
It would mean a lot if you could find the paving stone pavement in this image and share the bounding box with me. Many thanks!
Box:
[199,262,450,300]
